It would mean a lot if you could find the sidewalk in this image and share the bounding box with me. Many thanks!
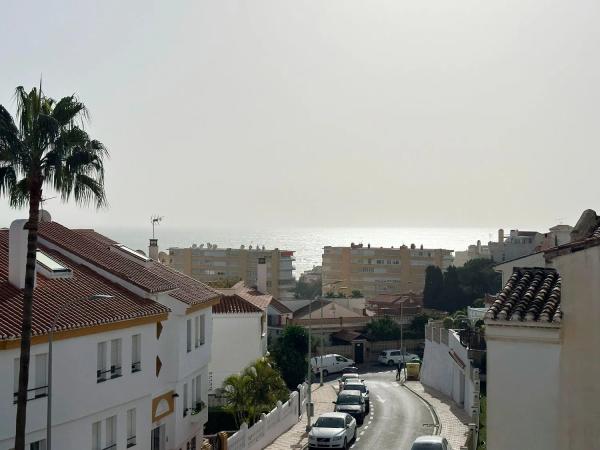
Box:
[265,383,337,450]
[404,381,470,450]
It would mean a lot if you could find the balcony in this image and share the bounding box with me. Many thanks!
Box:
[131,361,141,373]
[13,385,48,404]
[126,436,137,448]
[189,401,206,423]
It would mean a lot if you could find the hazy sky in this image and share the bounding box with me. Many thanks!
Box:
[1,0,599,230]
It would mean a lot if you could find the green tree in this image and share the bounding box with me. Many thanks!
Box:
[0,85,107,449]
[365,316,402,341]
[271,325,309,388]
[423,265,444,308]
[293,280,321,299]
[222,358,289,426]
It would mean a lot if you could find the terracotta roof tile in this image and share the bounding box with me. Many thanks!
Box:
[485,268,561,324]
[213,295,262,314]
[38,223,218,306]
[0,230,169,340]
[216,283,272,311]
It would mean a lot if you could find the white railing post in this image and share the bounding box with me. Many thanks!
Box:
[241,422,248,449]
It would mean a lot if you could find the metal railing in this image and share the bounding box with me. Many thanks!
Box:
[126,436,136,448]
[13,385,48,403]
[131,361,141,373]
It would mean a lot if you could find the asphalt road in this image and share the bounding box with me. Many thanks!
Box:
[339,366,436,450]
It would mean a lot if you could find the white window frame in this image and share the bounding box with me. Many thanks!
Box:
[106,415,117,448]
[110,339,122,378]
[186,319,192,353]
[92,421,101,450]
[194,316,200,348]
[127,408,136,448]
[200,315,206,345]
[97,342,108,383]
[131,334,141,373]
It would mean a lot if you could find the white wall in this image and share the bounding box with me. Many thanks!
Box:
[0,321,156,450]
[420,328,477,418]
[209,312,263,393]
[553,246,600,450]
[485,324,560,450]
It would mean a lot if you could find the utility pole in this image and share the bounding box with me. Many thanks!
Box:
[320,296,324,386]
[400,300,404,359]
[306,299,313,432]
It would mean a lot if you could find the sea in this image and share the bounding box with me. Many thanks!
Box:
[96,226,497,276]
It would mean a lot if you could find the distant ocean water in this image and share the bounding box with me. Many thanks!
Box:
[97,226,496,277]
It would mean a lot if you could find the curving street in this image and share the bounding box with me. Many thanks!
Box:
[320,365,437,450]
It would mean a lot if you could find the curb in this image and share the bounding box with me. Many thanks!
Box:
[402,383,442,436]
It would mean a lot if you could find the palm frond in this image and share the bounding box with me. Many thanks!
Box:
[8,177,29,208]
[52,95,89,127]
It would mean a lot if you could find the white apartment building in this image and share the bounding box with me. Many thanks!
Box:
[0,216,220,450]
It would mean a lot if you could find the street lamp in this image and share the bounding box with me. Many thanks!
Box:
[306,298,312,432]
[47,294,113,450]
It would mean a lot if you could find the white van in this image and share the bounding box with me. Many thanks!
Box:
[311,354,355,377]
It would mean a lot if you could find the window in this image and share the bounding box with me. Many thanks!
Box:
[186,319,192,352]
[194,316,199,348]
[29,440,46,450]
[183,383,188,417]
[34,353,48,398]
[335,356,346,362]
[110,339,122,378]
[127,408,136,448]
[106,415,116,449]
[131,334,141,373]
[192,374,203,412]
[200,315,206,345]
[36,250,72,277]
[97,342,108,383]
[92,421,101,450]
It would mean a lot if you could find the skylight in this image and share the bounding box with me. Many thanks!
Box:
[113,244,151,262]
[36,251,72,278]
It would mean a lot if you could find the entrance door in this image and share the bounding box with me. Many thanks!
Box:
[151,424,166,450]
[354,342,364,364]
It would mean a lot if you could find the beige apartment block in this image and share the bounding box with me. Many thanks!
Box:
[167,246,295,299]
[322,243,453,298]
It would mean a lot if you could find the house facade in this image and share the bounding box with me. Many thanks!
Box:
[0,217,219,450]
[485,209,600,450]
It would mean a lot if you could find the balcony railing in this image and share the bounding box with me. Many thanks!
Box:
[102,444,116,450]
[189,400,206,416]
[110,365,122,379]
[13,385,48,404]
[126,435,137,448]
[131,361,141,373]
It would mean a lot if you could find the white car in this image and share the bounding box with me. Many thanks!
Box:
[337,373,361,391]
[334,390,366,425]
[308,412,356,450]
[378,349,420,366]
[311,354,355,377]
[410,435,452,450]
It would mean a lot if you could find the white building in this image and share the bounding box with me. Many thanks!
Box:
[453,240,491,267]
[208,294,264,399]
[0,217,220,450]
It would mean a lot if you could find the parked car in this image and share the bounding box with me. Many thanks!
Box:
[334,390,366,425]
[311,354,356,377]
[338,373,361,390]
[342,380,370,413]
[410,436,452,450]
[308,412,356,450]
[378,349,420,366]
[343,366,359,374]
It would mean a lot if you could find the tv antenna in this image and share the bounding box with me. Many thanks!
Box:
[151,215,163,239]
[40,196,56,211]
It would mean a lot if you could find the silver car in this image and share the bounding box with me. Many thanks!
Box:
[334,390,366,425]
[308,412,357,450]
[342,381,370,413]
[410,436,452,450]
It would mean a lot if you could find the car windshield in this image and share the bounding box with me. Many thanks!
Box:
[344,384,366,393]
[314,417,344,429]
[337,395,360,405]
[379,352,387,357]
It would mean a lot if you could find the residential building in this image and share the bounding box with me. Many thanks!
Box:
[322,243,453,298]
[167,245,296,299]
[299,265,322,285]
[453,240,491,267]
[484,209,600,450]
[488,225,573,263]
[366,292,423,322]
[209,294,264,401]
[0,216,219,450]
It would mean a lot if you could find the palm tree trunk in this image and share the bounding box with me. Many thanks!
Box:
[14,185,42,450]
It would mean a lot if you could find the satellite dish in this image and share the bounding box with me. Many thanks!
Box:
[39,210,52,223]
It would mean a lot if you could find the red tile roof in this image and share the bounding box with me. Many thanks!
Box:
[0,230,169,340]
[38,222,219,306]
[213,295,262,314]
[485,268,561,324]
[216,282,273,311]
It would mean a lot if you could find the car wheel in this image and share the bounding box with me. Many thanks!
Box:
[388,360,395,366]
[322,369,329,377]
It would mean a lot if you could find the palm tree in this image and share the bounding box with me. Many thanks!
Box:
[0,85,108,450]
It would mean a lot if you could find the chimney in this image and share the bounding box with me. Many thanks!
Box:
[257,257,268,294]
[9,219,33,289]
[498,229,505,243]
[148,238,159,260]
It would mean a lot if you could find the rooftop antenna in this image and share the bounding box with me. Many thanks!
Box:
[151,215,163,239]
[40,195,56,211]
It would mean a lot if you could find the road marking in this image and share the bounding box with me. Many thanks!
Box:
[360,431,365,436]
[356,438,360,442]
[350,445,355,449]
[364,425,369,430]
[376,394,386,403]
